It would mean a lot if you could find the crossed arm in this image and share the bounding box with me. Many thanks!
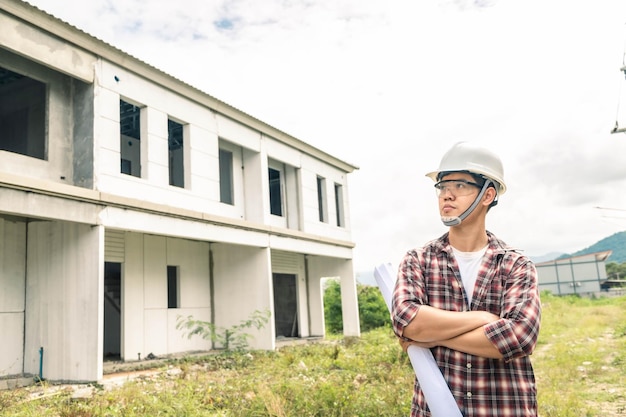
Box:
[399,305,503,359]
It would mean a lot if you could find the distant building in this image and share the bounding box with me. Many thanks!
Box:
[535,251,611,296]
[0,0,360,384]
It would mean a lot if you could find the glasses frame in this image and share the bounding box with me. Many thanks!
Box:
[434,179,482,197]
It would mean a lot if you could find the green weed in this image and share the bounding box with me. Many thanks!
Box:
[1,294,624,416]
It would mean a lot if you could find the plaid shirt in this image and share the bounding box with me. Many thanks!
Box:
[391,231,541,417]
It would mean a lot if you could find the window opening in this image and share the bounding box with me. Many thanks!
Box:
[120,100,141,177]
[219,148,234,204]
[317,176,327,222]
[334,183,345,227]
[0,66,46,159]
[269,166,283,216]
[167,265,179,309]
[168,119,184,187]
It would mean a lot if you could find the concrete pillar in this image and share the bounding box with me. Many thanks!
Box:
[307,256,360,338]
[122,231,145,361]
[338,260,360,337]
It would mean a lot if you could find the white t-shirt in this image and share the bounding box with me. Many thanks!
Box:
[452,245,488,305]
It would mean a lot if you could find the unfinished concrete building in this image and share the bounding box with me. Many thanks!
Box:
[0,0,360,383]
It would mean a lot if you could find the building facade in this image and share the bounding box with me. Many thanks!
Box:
[0,0,360,383]
[535,251,611,296]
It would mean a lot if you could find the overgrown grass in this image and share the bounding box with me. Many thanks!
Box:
[0,329,414,417]
[534,293,626,417]
[1,294,625,416]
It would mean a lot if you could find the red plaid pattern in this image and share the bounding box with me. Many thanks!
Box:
[392,231,541,417]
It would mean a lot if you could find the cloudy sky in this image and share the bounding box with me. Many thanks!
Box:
[25,0,626,275]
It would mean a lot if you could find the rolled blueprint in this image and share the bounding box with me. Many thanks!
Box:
[374,263,463,417]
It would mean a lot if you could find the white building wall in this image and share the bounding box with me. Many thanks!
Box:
[95,60,225,214]
[212,243,274,350]
[24,221,103,382]
[94,58,354,238]
[243,147,267,224]
[299,153,352,241]
[215,114,261,152]
[166,237,212,354]
[144,107,169,186]
[188,123,217,198]
[214,117,266,223]
[120,233,213,360]
[0,218,26,376]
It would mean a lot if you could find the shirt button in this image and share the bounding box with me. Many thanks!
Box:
[466,363,472,369]
[467,392,472,398]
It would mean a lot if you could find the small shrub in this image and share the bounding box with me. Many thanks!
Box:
[177,309,271,351]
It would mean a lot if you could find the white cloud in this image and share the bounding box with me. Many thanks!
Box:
[24,0,626,272]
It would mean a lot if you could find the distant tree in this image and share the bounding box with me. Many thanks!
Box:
[357,285,391,332]
[605,262,626,280]
[323,280,391,334]
[323,280,344,333]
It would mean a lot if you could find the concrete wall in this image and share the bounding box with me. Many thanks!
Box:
[0,8,96,83]
[212,243,274,350]
[0,218,26,377]
[121,232,212,361]
[0,48,84,186]
[24,221,103,382]
[73,80,95,188]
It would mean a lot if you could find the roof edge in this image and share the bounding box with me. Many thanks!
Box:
[4,0,359,173]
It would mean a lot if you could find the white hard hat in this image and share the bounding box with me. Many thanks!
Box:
[425,142,506,194]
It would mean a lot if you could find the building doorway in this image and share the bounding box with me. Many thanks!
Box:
[273,273,299,338]
[103,262,122,360]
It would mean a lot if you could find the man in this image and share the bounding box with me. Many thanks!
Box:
[391,142,541,417]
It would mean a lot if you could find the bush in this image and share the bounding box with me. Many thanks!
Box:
[358,285,391,332]
[323,280,390,334]
[176,309,271,351]
[323,280,344,333]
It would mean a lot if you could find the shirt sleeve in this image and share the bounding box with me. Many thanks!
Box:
[391,250,425,339]
[483,255,541,362]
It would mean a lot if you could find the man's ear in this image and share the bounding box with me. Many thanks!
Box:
[482,187,497,206]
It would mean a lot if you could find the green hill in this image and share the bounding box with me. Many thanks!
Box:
[559,231,626,264]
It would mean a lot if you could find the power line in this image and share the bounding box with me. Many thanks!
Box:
[595,206,626,212]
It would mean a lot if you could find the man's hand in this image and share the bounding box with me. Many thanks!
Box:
[398,338,438,352]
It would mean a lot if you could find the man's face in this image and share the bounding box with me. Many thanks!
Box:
[435,172,481,219]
